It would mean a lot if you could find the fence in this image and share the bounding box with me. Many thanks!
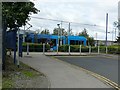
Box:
[22,43,119,55]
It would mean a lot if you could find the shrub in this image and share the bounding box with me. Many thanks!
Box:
[22,43,50,52]
[58,45,119,54]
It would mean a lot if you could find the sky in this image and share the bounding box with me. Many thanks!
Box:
[27,0,119,41]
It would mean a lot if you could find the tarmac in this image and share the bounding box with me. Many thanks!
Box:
[18,52,113,88]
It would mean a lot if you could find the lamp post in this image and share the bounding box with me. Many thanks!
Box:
[57,24,60,46]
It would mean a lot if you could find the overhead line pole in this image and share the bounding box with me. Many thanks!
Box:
[105,13,108,47]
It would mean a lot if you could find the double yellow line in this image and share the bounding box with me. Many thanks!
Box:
[51,56,119,90]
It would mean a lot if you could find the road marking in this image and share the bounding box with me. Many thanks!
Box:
[51,56,119,90]
[54,56,96,58]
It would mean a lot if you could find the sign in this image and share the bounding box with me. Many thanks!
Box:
[6,30,17,49]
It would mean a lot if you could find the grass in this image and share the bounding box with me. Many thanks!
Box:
[2,55,44,88]
[2,79,13,88]
[22,70,37,78]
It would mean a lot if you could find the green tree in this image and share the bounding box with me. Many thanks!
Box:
[78,28,95,46]
[2,2,40,30]
[87,37,94,46]
[2,2,39,70]
[41,29,50,34]
[52,28,67,36]
[78,28,89,38]
[113,21,120,43]
[115,36,120,43]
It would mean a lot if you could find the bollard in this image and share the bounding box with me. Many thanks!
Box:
[57,44,58,55]
[89,46,91,54]
[106,46,108,54]
[27,43,29,55]
[98,46,100,54]
[80,45,81,54]
[43,43,45,54]
[69,45,70,55]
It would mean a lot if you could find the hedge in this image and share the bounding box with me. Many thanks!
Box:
[22,43,119,54]
[58,45,119,54]
[22,43,50,52]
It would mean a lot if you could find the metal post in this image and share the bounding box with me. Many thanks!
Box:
[57,24,60,46]
[69,45,70,55]
[112,30,113,42]
[98,46,100,54]
[89,46,91,54]
[2,16,7,70]
[105,13,108,47]
[43,43,45,54]
[27,43,29,55]
[68,23,70,36]
[23,25,25,42]
[60,21,62,46]
[17,29,20,68]
[115,28,116,40]
[80,45,81,54]
[95,33,97,47]
[57,44,58,55]
[106,46,108,54]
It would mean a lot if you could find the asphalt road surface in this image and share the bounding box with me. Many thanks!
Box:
[55,55,118,84]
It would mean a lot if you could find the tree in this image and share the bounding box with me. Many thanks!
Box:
[52,28,67,36]
[2,2,39,70]
[87,37,94,46]
[115,36,120,43]
[41,29,50,34]
[113,21,120,43]
[78,28,89,38]
[78,28,95,46]
[2,2,40,30]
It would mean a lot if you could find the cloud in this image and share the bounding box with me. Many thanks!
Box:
[28,0,119,40]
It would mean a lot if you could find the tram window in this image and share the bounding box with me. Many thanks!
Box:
[51,39,56,46]
[70,40,75,45]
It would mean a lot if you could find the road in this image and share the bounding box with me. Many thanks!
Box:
[55,55,118,84]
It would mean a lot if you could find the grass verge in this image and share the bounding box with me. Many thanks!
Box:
[2,55,45,88]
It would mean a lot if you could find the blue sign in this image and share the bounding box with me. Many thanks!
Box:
[6,30,17,49]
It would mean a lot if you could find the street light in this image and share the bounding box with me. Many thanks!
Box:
[57,24,60,46]
[57,23,62,46]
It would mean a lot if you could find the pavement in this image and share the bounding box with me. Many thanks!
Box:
[18,52,112,88]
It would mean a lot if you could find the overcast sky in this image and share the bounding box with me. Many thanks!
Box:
[28,0,119,41]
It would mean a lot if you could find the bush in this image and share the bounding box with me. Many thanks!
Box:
[58,45,119,54]
[22,43,50,52]
[107,45,119,54]
[59,45,89,52]
[58,45,69,52]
